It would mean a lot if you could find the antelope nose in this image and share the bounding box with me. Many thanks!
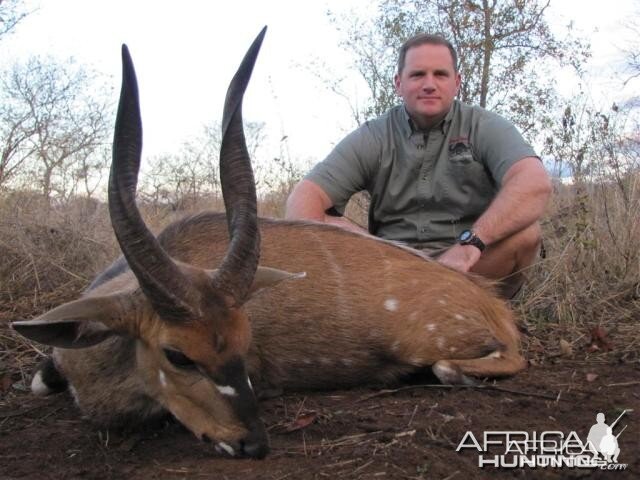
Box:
[241,438,269,459]
[241,428,270,459]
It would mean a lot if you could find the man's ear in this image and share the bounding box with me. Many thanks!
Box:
[11,294,139,349]
[394,73,402,95]
[248,266,306,297]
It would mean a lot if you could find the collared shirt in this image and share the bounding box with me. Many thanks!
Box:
[306,100,538,250]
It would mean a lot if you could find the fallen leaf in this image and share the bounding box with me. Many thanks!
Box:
[285,412,317,432]
[0,374,12,393]
[588,326,613,352]
[559,339,573,356]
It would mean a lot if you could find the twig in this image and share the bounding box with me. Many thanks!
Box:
[323,459,357,469]
[357,383,567,402]
[605,381,640,387]
[442,471,460,480]
[352,460,374,475]
[407,404,419,427]
[0,404,46,419]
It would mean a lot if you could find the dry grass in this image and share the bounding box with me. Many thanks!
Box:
[517,175,640,363]
[1,174,639,391]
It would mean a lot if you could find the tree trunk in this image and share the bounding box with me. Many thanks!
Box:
[480,0,494,108]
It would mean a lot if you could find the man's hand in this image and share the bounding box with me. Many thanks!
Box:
[437,244,482,273]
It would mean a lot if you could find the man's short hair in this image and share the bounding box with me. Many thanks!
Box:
[397,33,458,74]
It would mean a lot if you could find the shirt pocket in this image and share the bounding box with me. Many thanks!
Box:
[445,152,496,218]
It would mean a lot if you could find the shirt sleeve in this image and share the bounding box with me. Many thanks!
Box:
[305,122,382,215]
[472,111,539,185]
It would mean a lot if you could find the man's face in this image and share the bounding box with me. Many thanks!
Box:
[394,43,461,129]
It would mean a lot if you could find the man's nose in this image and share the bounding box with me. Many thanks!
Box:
[421,75,436,91]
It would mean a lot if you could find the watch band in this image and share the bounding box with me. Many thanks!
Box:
[458,229,486,252]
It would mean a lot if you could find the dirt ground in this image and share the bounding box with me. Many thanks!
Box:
[1,351,638,479]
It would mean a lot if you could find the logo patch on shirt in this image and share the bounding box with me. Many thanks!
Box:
[448,137,473,163]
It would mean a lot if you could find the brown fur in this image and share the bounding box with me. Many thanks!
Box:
[159,212,526,389]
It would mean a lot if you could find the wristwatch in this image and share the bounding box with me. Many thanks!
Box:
[457,229,486,252]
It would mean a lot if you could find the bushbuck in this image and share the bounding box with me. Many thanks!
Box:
[11,28,526,459]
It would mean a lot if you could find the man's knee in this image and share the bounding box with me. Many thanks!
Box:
[512,222,543,267]
[471,223,542,280]
[518,222,542,253]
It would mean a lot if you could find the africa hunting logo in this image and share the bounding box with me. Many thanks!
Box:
[456,410,629,470]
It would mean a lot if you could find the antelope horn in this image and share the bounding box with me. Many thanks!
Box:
[109,45,200,322]
[212,27,267,305]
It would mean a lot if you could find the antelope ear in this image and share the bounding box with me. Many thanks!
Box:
[11,294,136,349]
[248,266,306,297]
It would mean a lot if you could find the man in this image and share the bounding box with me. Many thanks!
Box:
[285,34,551,298]
[587,413,609,459]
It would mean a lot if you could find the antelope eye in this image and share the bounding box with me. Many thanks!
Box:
[163,348,196,369]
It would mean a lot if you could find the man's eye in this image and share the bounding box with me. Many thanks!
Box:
[163,348,196,369]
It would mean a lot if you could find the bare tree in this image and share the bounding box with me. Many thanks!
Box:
[326,0,589,141]
[141,120,266,210]
[0,56,112,198]
[0,97,36,186]
[622,1,640,85]
[0,0,30,41]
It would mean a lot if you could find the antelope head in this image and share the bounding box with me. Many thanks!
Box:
[12,27,291,458]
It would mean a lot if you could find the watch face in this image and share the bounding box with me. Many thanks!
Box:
[459,230,472,242]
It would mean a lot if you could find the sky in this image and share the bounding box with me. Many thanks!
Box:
[3,0,639,172]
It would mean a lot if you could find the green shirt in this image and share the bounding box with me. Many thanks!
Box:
[306,100,538,249]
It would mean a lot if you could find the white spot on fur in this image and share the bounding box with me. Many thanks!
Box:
[30,371,50,396]
[488,350,502,359]
[454,314,465,321]
[215,384,237,397]
[216,442,235,456]
[410,357,423,366]
[426,323,436,332]
[438,299,447,306]
[437,337,446,350]
[384,298,399,312]
[247,377,253,391]
[449,346,457,352]
[391,341,400,352]
[158,370,167,388]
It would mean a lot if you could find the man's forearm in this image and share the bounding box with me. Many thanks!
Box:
[473,159,551,245]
